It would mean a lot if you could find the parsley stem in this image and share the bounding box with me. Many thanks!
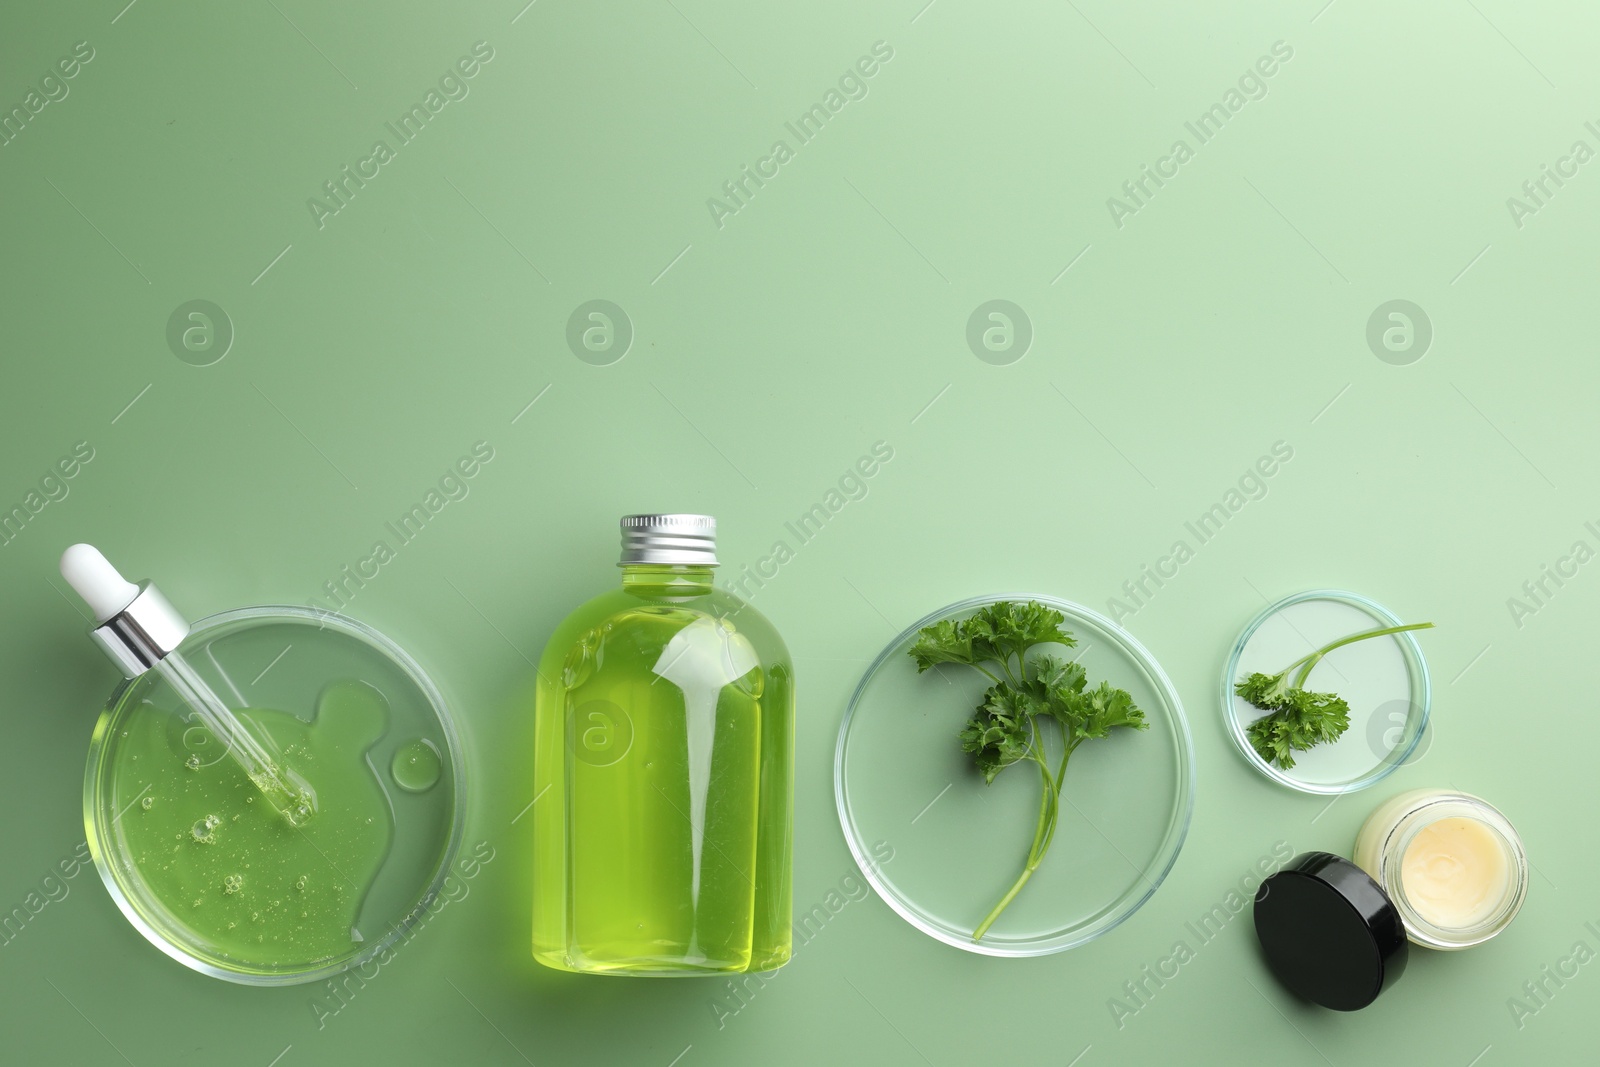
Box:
[1037,739,1075,859]
[975,728,1064,942]
[1028,753,1057,867]
[975,759,1054,943]
[1288,622,1434,689]
[974,867,1034,942]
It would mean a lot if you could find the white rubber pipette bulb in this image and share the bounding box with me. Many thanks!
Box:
[60,543,141,623]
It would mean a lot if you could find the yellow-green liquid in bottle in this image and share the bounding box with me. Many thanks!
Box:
[532,561,793,975]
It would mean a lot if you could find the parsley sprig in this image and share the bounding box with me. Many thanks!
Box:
[909,601,1147,941]
[1236,621,1434,770]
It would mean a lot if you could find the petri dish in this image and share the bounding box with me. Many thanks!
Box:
[834,594,1194,957]
[83,606,463,986]
[1222,589,1430,795]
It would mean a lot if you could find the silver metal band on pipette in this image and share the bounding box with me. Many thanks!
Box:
[88,581,191,678]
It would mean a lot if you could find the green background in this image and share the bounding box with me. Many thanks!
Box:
[1,0,1594,1063]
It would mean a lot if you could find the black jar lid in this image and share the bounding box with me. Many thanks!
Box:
[1253,851,1409,1010]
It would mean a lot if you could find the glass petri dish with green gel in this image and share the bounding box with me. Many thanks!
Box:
[83,606,463,986]
[835,594,1194,957]
[1222,589,1431,795]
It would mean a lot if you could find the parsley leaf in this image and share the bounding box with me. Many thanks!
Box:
[1240,680,1350,771]
[910,602,1073,684]
[1235,621,1433,770]
[1029,654,1086,700]
[964,600,1074,669]
[1068,680,1148,741]
[959,683,1033,783]
[908,618,975,671]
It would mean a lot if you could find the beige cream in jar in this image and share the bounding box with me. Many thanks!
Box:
[1354,789,1527,950]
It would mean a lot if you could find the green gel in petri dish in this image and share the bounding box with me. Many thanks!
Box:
[115,683,392,961]
[85,607,463,986]
[391,739,442,793]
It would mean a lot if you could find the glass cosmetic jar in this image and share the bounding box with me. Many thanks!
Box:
[1353,789,1527,950]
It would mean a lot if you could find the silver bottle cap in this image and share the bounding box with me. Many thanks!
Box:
[619,514,718,566]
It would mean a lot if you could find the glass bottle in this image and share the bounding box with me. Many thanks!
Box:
[532,514,794,975]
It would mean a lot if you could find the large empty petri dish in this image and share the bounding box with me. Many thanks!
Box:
[1222,590,1430,794]
[83,606,463,985]
[835,594,1194,957]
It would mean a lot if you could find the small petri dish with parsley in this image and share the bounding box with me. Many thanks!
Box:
[834,594,1194,957]
[1222,589,1432,795]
